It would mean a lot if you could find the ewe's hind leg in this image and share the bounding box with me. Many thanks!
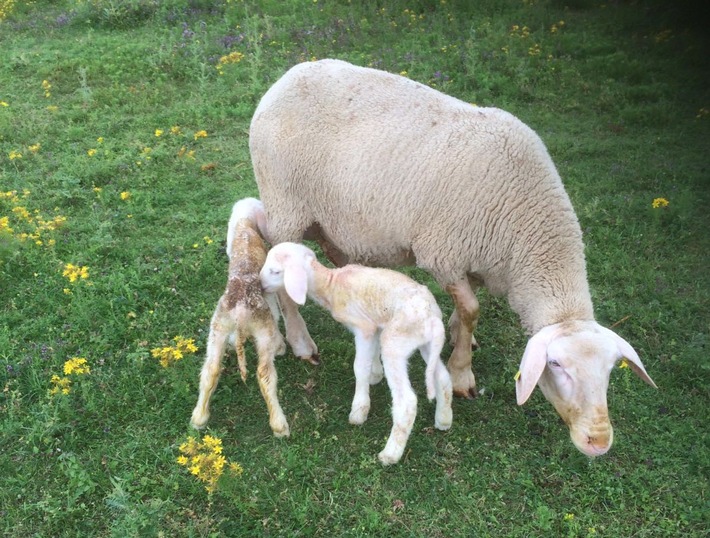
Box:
[253,325,290,438]
[377,335,418,465]
[444,279,480,399]
[349,329,379,425]
[191,306,233,429]
[277,289,320,366]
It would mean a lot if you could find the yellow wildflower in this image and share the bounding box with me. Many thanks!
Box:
[62,263,90,283]
[29,144,41,153]
[170,126,182,135]
[564,513,575,521]
[194,130,208,140]
[49,375,72,396]
[87,148,97,157]
[46,105,58,112]
[9,150,22,160]
[120,191,131,201]
[97,137,104,144]
[155,129,164,137]
[64,357,90,375]
[0,101,8,107]
[652,197,669,209]
[619,359,629,369]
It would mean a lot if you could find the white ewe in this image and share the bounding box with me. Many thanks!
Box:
[190,198,317,437]
[260,242,453,465]
[249,59,657,456]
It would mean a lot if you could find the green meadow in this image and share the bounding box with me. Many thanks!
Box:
[1,0,708,536]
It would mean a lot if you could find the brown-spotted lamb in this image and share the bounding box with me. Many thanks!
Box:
[260,242,453,465]
[248,59,657,457]
[190,198,317,437]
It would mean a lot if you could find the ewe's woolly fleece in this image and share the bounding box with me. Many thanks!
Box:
[250,59,595,333]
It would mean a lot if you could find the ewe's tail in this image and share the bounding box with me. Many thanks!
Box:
[423,318,446,401]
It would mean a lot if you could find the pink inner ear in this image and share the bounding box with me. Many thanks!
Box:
[283,261,308,305]
[516,324,562,405]
[601,327,658,389]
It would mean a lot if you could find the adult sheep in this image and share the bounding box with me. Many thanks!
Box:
[249,59,657,457]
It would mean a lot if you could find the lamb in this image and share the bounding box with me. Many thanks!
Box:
[259,242,453,465]
[190,198,318,437]
[249,59,658,457]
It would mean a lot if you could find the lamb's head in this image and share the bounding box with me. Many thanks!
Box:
[260,242,316,305]
[516,320,657,457]
[226,197,268,257]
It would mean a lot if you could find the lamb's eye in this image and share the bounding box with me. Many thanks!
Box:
[548,359,562,369]
[269,268,281,276]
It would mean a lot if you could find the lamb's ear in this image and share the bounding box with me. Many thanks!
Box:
[283,258,308,306]
[516,324,561,405]
[599,326,658,389]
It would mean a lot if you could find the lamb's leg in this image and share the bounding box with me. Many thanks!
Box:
[369,348,384,385]
[277,289,320,365]
[191,305,232,429]
[445,279,480,399]
[377,335,418,465]
[253,325,290,438]
[349,329,378,425]
[419,334,453,431]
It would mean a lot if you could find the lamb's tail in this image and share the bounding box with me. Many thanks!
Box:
[234,334,248,382]
[423,318,446,401]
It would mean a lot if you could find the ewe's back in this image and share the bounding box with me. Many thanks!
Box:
[251,60,584,305]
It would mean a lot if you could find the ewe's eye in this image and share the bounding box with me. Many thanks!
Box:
[269,268,281,276]
[548,359,562,369]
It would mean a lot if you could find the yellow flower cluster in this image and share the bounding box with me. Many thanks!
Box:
[49,357,91,396]
[216,51,244,75]
[63,263,90,283]
[510,24,531,38]
[177,435,243,493]
[64,357,90,375]
[550,21,565,34]
[0,190,66,247]
[0,0,15,21]
[42,79,51,98]
[652,197,669,209]
[151,336,198,368]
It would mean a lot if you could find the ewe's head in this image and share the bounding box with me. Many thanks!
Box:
[260,242,316,305]
[516,320,657,457]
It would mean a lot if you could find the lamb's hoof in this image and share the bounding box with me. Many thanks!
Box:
[301,353,321,366]
[453,387,479,400]
[349,407,369,425]
[190,415,208,430]
[271,423,290,438]
[378,450,402,466]
[435,417,452,431]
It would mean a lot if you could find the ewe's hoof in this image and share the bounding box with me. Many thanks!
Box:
[453,387,479,400]
[301,353,321,366]
[378,450,402,466]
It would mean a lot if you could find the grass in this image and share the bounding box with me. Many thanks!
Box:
[1,0,708,536]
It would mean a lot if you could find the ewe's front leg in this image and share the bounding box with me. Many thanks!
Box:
[349,329,378,425]
[254,327,290,438]
[445,279,480,399]
[191,306,232,429]
[277,289,320,365]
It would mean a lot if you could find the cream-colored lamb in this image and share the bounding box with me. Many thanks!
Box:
[260,242,453,465]
[190,198,317,437]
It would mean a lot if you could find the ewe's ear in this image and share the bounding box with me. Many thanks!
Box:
[516,324,561,405]
[599,326,658,389]
[283,256,308,306]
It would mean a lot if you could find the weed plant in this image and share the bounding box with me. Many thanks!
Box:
[1,0,708,536]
